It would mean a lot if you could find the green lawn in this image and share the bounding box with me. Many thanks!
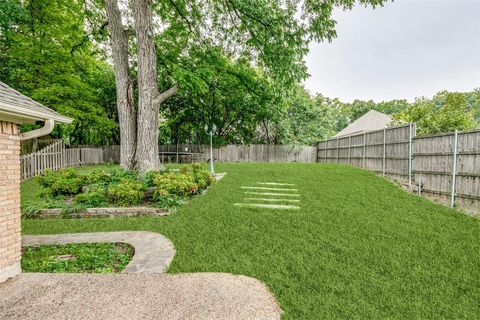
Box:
[21,163,480,319]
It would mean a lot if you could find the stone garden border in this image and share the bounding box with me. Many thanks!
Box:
[35,207,169,219]
[22,231,175,273]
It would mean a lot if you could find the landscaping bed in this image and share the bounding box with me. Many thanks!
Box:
[21,242,134,273]
[21,163,215,219]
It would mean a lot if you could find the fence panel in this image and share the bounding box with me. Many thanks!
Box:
[317,125,480,215]
[317,124,413,182]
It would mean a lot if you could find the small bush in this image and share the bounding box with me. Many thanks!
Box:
[153,172,198,198]
[107,179,145,206]
[110,168,139,182]
[38,168,85,197]
[74,191,108,207]
[193,169,215,190]
[86,170,112,185]
[151,194,185,208]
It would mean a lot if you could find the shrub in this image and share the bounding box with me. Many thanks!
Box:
[74,191,108,207]
[151,194,185,208]
[38,168,85,197]
[192,169,215,190]
[107,179,145,206]
[86,169,112,185]
[109,168,139,183]
[153,172,198,198]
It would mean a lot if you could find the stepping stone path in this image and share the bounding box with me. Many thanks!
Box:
[235,182,301,210]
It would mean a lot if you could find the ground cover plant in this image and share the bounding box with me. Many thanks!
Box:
[21,242,134,273]
[21,163,480,319]
[21,163,215,218]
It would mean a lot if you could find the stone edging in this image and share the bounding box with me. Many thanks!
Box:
[36,207,169,219]
[22,231,175,273]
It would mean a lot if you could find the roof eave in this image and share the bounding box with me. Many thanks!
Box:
[0,103,73,124]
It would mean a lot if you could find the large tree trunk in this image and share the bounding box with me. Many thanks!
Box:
[132,0,177,173]
[104,0,137,170]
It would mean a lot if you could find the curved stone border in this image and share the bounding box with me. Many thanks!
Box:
[22,232,175,273]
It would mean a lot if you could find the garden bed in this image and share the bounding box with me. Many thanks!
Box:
[22,163,216,219]
[22,242,134,273]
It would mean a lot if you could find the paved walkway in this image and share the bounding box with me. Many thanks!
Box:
[23,231,175,273]
[7,231,282,319]
[0,273,282,320]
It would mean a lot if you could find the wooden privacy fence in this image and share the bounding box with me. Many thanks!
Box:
[160,144,317,163]
[317,124,480,215]
[102,144,317,164]
[20,141,104,180]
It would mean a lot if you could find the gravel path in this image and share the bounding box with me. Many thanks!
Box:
[22,231,175,273]
[0,273,282,320]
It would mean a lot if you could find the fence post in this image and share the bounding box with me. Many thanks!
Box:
[324,141,327,163]
[348,136,351,165]
[336,137,339,163]
[382,128,386,176]
[408,122,413,186]
[363,133,366,169]
[450,130,458,208]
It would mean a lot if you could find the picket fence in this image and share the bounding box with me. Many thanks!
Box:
[317,124,480,215]
[20,140,103,180]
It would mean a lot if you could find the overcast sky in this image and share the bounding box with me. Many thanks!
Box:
[304,0,480,102]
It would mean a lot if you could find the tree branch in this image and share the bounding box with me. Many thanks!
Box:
[156,84,179,105]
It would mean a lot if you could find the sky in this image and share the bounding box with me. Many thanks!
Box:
[304,0,480,102]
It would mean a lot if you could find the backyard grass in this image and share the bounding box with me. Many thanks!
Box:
[22,242,134,273]
[21,163,480,319]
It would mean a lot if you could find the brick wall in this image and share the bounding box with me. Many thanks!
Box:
[0,121,21,283]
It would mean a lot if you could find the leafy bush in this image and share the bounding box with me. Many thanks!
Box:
[38,168,85,197]
[153,172,198,198]
[192,169,215,190]
[86,169,112,185]
[107,179,145,206]
[74,191,108,207]
[109,168,139,183]
[151,194,185,208]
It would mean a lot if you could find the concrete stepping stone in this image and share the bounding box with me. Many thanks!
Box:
[244,198,300,203]
[234,203,300,210]
[241,186,298,191]
[245,192,300,197]
[22,231,175,274]
[257,182,295,186]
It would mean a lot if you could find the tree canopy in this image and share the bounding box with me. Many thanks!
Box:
[0,0,478,154]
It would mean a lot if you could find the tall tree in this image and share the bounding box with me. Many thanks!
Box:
[104,0,137,169]
[103,0,387,172]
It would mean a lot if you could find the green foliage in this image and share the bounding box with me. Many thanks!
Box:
[107,179,146,207]
[0,0,118,145]
[37,168,85,197]
[85,169,112,185]
[151,194,186,209]
[73,191,108,207]
[153,173,198,198]
[394,92,477,135]
[21,243,134,273]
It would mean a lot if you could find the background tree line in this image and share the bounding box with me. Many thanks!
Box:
[1,0,479,151]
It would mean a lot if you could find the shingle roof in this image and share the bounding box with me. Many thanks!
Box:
[333,110,392,138]
[0,81,72,123]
